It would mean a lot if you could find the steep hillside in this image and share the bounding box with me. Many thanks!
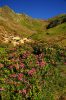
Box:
[0,6,48,35]
[0,6,66,46]
[31,14,66,46]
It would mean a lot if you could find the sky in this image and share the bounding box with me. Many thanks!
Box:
[0,0,66,19]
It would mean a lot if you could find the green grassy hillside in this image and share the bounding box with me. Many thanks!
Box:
[0,6,48,37]
[0,6,66,46]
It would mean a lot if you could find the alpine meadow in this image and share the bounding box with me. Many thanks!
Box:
[0,5,66,100]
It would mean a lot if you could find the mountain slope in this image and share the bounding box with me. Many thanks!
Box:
[0,6,66,46]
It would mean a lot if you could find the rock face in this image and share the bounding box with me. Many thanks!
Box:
[11,37,32,46]
[3,35,32,46]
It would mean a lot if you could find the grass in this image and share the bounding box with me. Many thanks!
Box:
[0,42,66,100]
[48,23,66,35]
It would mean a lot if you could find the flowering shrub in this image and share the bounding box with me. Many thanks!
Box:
[8,65,14,70]
[0,43,66,100]
[28,68,36,76]
[20,63,25,68]
[21,51,30,59]
[17,73,24,81]
[9,74,17,78]
[0,88,5,91]
[19,89,27,95]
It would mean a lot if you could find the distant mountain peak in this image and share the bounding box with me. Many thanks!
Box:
[0,5,15,14]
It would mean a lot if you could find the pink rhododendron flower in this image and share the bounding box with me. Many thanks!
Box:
[28,68,36,76]
[0,88,5,91]
[17,73,24,81]
[19,89,27,95]
[22,53,28,59]
[39,61,46,67]
[10,74,17,78]
[36,60,46,67]
[22,89,27,95]
[8,65,14,69]
[20,63,25,68]
[22,51,30,59]
[36,61,40,65]
[36,55,39,59]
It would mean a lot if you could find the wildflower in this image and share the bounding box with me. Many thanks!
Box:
[64,62,66,65]
[22,51,30,59]
[19,89,27,95]
[10,74,17,78]
[22,89,27,95]
[17,73,24,81]
[36,61,40,66]
[28,68,36,76]
[22,53,27,59]
[0,88,5,91]
[8,65,14,70]
[20,63,25,68]
[39,60,46,67]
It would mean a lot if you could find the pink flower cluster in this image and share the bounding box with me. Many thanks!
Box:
[8,65,14,70]
[36,53,44,59]
[36,60,46,67]
[10,74,17,78]
[39,61,46,67]
[19,89,27,95]
[20,63,25,68]
[28,68,36,76]
[22,51,30,59]
[9,73,24,81]
[64,62,66,65]
[17,73,24,81]
[0,88,5,91]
